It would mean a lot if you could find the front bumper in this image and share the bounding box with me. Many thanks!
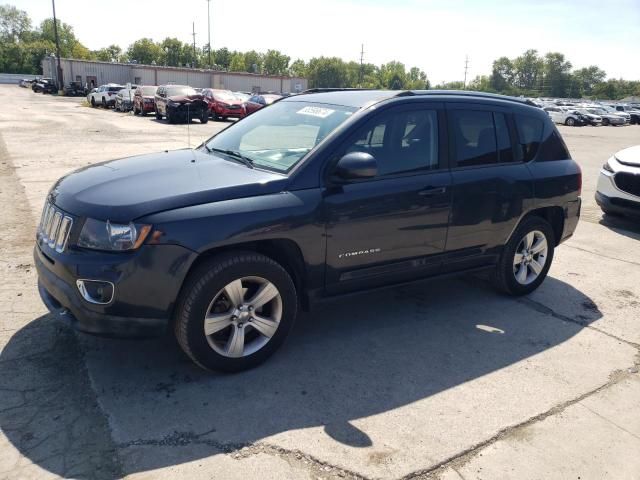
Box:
[34,241,197,337]
[596,191,640,217]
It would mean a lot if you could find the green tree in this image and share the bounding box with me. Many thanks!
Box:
[289,59,307,77]
[39,18,87,58]
[94,44,122,62]
[306,57,349,88]
[127,38,162,65]
[263,49,290,75]
[214,47,232,69]
[490,57,514,92]
[542,52,572,97]
[229,52,245,72]
[513,49,544,92]
[160,37,183,66]
[243,50,263,73]
[0,4,31,41]
[573,66,607,97]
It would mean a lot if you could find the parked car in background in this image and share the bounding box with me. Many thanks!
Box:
[154,84,209,124]
[133,85,158,116]
[19,78,36,88]
[587,108,626,126]
[244,94,282,115]
[607,104,640,125]
[596,145,640,218]
[115,88,137,112]
[543,106,586,126]
[597,105,630,124]
[203,89,246,120]
[87,84,125,108]
[63,81,86,97]
[574,108,602,126]
[32,78,58,94]
[35,90,581,372]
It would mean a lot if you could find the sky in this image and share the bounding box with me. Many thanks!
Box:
[15,0,640,84]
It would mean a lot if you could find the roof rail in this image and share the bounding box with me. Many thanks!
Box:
[401,89,538,107]
[300,88,379,94]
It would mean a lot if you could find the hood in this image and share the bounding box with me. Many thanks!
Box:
[615,145,640,167]
[50,149,287,222]
[167,94,205,103]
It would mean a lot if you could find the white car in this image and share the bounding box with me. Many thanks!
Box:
[586,108,626,126]
[87,83,124,108]
[598,105,630,124]
[574,108,602,126]
[596,145,640,218]
[544,106,581,126]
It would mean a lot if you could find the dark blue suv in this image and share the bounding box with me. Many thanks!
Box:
[35,89,581,371]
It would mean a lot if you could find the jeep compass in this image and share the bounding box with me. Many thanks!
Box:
[35,89,581,372]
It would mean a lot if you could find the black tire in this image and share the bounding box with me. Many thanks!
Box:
[91,97,96,107]
[565,117,576,126]
[492,216,555,296]
[174,252,298,372]
[133,103,140,115]
[166,108,174,124]
[155,108,162,120]
[102,97,107,108]
[602,118,610,126]
[200,109,209,124]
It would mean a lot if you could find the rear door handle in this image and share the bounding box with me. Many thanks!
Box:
[418,186,447,196]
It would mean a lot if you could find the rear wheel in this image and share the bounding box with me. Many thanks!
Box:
[174,252,298,372]
[166,108,174,124]
[200,109,209,124]
[602,118,610,126]
[492,216,555,296]
[102,97,107,108]
[155,108,162,120]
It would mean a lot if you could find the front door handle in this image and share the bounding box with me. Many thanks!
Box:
[418,186,447,197]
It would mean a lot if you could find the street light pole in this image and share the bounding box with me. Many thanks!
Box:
[207,0,212,67]
[51,0,63,90]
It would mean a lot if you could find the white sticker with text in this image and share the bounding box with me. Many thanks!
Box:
[297,106,335,118]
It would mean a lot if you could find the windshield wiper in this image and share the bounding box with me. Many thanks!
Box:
[208,147,254,168]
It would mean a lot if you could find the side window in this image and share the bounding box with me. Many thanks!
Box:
[515,115,543,162]
[494,113,514,163]
[538,130,571,161]
[343,108,439,176]
[451,110,497,167]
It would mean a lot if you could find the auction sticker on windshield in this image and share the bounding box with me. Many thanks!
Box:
[297,106,335,118]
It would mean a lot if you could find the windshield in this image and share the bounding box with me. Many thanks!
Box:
[589,108,606,115]
[204,101,356,173]
[142,86,157,95]
[214,91,236,101]
[167,86,196,97]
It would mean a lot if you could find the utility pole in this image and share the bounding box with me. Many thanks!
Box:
[207,0,212,67]
[359,44,364,88]
[51,0,63,90]
[463,55,469,89]
[192,22,197,68]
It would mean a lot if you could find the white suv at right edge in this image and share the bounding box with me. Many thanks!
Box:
[596,145,640,218]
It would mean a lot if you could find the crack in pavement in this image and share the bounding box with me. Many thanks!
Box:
[565,243,640,267]
[118,429,369,480]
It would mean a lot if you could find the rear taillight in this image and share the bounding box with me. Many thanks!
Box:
[577,162,582,195]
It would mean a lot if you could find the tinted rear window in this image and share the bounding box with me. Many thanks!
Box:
[108,86,122,92]
[538,130,571,161]
[451,110,497,167]
[515,115,543,162]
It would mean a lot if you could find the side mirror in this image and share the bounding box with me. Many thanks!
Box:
[332,152,377,182]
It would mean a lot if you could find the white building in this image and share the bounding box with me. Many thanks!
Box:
[42,57,307,93]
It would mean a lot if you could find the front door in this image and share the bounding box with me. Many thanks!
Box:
[323,102,452,294]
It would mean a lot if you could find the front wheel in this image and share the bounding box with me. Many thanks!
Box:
[90,97,96,107]
[174,252,298,372]
[200,109,209,124]
[492,216,555,296]
[565,117,576,126]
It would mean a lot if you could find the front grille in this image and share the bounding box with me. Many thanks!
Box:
[614,172,640,198]
[228,105,241,110]
[37,201,73,252]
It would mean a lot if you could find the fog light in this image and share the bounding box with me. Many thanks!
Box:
[76,279,114,304]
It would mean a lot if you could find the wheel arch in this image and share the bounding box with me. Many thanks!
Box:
[511,206,565,246]
[182,238,310,311]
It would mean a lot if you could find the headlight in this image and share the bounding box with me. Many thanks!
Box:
[602,157,615,174]
[77,218,152,251]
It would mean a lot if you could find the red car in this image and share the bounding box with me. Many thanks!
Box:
[203,89,246,121]
[133,85,158,116]
[244,94,282,115]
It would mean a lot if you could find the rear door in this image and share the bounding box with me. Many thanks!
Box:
[443,103,534,271]
[323,102,452,294]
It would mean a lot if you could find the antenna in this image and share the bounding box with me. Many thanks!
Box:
[463,55,470,89]
[359,44,365,88]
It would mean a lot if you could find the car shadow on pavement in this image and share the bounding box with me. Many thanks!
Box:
[0,275,602,478]
[599,213,640,239]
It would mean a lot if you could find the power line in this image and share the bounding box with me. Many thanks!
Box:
[206,0,212,66]
[359,44,365,88]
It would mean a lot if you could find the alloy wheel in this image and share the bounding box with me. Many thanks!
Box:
[513,230,548,285]
[203,276,282,358]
